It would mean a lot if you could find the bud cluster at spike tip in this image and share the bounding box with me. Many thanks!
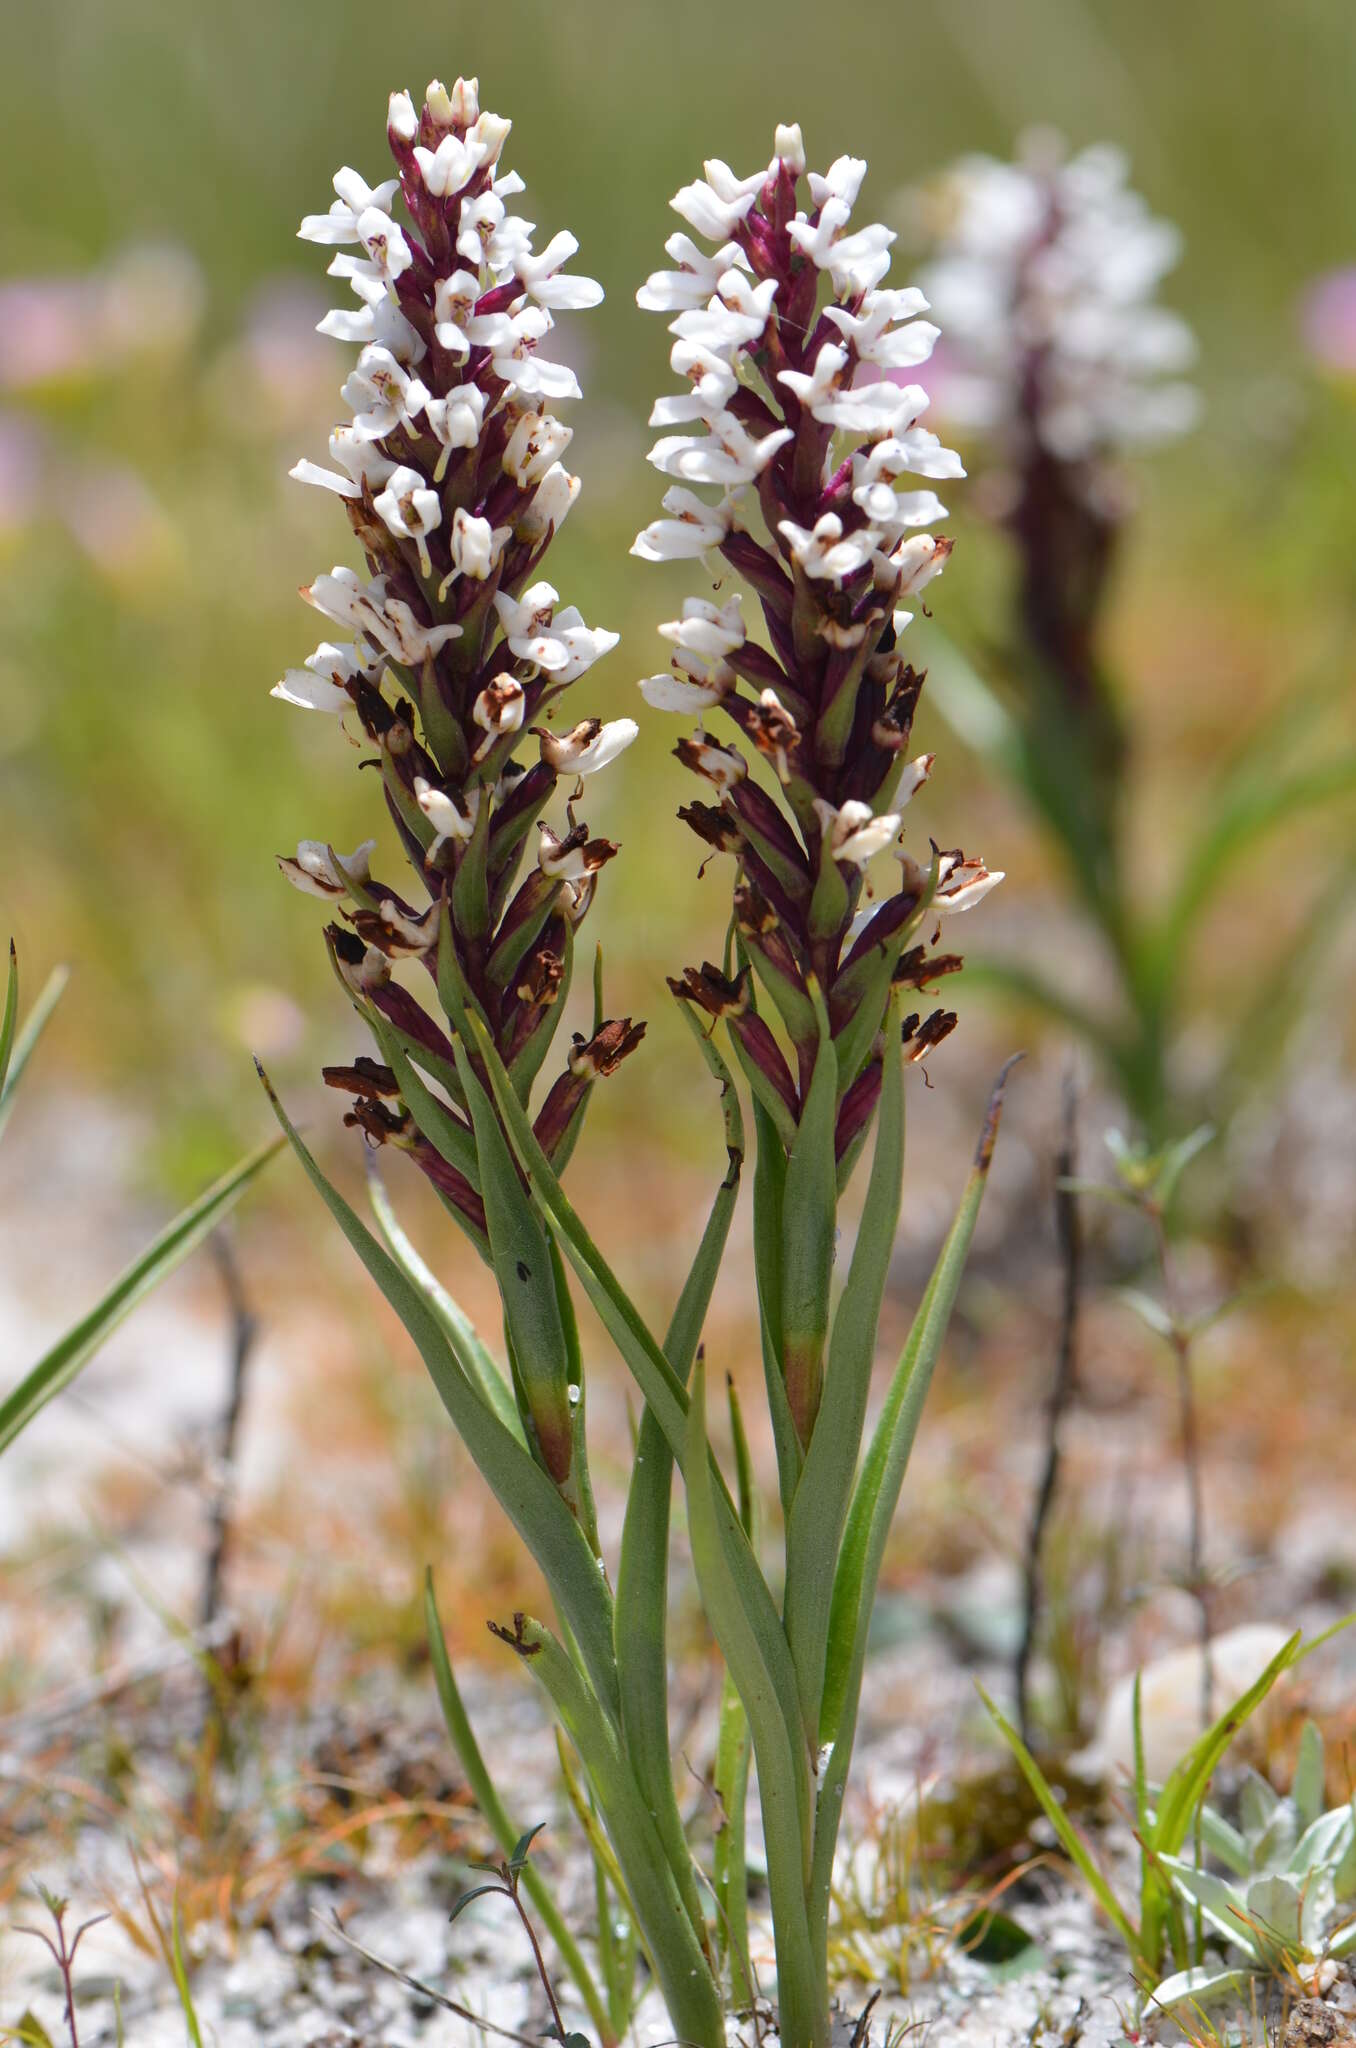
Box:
[633,124,1002,1169]
[275,78,641,1240]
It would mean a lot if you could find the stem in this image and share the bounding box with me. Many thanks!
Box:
[509,1874,568,2042]
[1015,1064,1082,1744]
[199,1230,257,1641]
[1149,1206,1212,1726]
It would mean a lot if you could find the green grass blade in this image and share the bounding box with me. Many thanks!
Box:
[509,1616,726,2048]
[258,1068,619,1722]
[424,1574,614,2045]
[685,1356,820,2047]
[613,1006,744,1960]
[367,1161,522,1442]
[810,1061,1017,1948]
[169,1902,205,2048]
[1151,1633,1305,1855]
[785,1007,903,1744]
[979,1685,1141,1953]
[0,961,71,1142]
[0,941,17,1099]
[0,1137,280,1456]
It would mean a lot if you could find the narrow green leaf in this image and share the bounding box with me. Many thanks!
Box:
[785,1005,903,1742]
[447,1033,574,1486]
[1150,1964,1252,2010]
[750,1093,803,1514]
[980,1686,1140,1952]
[1152,1633,1305,1856]
[1156,1856,1263,1959]
[0,941,17,1099]
[424,1567,610,2046]
[259,1071,618,1721]
[0,1138,280,1456]
[367,1163,522,1442]
[778,978,839,1448]
[507,1616,725,2048]
[1293,1720,1327,1833]
[810,1060,1018,1949]
[0,962,69,1141]
[368,1012,480,1187]
[613,1006,744,1962]
[685,1357,820,2048]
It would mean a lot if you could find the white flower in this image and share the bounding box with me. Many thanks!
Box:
[342,345,422,440]
[354,207,412,283]
[933,851,1004,912]
[272,641,366,713]
[888,533,950,597]
[387,91,418,144]
[518,463,581,541]
[823,293,938,370]
[657,594,745,662]
[779,347,926,436]
[670,275,778,353]
[679,735,746,790]
[317,288,425,364]
[277,838,376,898]
[807,155,867,212]
[515,231,603,311]
[851,482,948,533]
[631,486,736,563]
[419,385,488,478]
[432,270,482,359]
[414,131,488,198]
[373,465,442,575]
[891,753,934,808]
[671,165,764,240]
[473,679,527,751]
[656,340,739,422]
[855,428,965,484]
[538,717,638,776]
[444,506,505,587]
[492,584,618,678]
[773,124,806,176]
[415,776,480,847]
[648,413,792,487]
[299,167,399,246]
[456,191,533,272]
[638,671,726,714]
[637,234,749,314]
[814,799,901,867]
[304,567,461,666]
[290,427,395,500]
[503,410,573,486]
[778,513,879,584]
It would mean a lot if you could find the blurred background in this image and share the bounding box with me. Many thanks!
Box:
[2,0,1355,1958]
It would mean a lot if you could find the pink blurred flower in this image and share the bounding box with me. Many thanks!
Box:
[1300,267,1356,377]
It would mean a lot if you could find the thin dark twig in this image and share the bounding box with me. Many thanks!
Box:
[506,1867,568,2042]
[198,1229,258,1639]
[1148,1205,1212,1727]
[317,1911,543,2047]
[15,1895,107,2048]
[1015,1064,1082,1745]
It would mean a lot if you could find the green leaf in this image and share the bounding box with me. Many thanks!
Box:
[0,1137,280,1457]
[810,1061,1018,1954]
[1195,1804,1251,1879]
[424,1574,613,2041]
[258,1069,619,1721]
[506,1616,725,2048]
[446,1031,574,1487]
[1150,1963,1252,2010]
[368,1163,522,1442]
[613,1005,744,1962]
[778,978,839,1446]
[368,1011,480,1188]
[1156,1855,1262,1959]
[0,940,17,1099]
[0,961,69,1142]
[448,1882,507,1924]
[980,1686,1141,1954]
[1292,1720,1327,1833]
[1151,1633,1305,1858]
[785,1006,903,1742]
[750,1092,803,1515]
[684,1356,820,2048]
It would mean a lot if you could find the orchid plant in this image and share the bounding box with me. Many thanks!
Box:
[265,81,1006,2048]
[914,137,1356,1145]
